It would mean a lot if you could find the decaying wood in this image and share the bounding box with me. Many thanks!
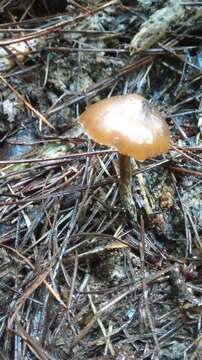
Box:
[130,0,201,51]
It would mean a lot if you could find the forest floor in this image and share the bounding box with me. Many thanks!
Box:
[0,1,201,359]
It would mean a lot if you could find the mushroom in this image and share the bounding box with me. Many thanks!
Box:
[80,94,170,220]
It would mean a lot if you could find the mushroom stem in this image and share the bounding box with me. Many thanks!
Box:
[118,154,136,220]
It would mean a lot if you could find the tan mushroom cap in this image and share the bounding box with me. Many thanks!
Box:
[80,94,170,161]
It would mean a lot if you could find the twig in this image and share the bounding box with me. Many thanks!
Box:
[0,149,116,165]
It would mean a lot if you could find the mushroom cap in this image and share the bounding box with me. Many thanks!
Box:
[80,94,170,161]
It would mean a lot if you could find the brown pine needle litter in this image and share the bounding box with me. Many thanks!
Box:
[0,1,201,359]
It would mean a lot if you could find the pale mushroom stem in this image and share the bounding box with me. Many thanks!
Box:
[118,154,136,220]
